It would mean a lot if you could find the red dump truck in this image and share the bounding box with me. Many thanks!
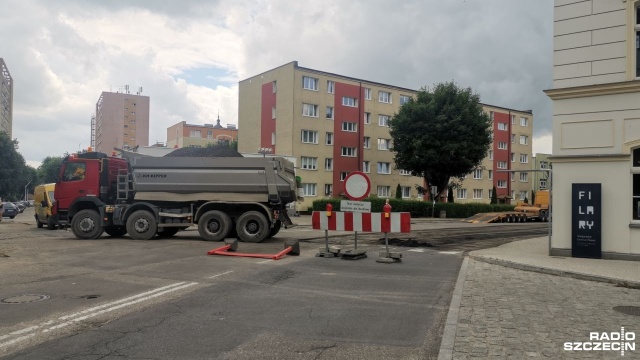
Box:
[52,151,299,242]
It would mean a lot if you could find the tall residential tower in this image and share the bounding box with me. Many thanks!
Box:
[0,58,13,137]
[94,90,150,154]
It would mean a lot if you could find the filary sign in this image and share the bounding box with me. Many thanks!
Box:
[572,183,601,259]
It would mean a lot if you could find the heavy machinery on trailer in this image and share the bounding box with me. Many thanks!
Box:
[52,150,299,242]
[463,190,550,223]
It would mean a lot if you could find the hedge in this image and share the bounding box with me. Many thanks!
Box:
[311,198,515,218]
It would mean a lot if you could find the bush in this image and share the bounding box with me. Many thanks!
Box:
[311,198,514,218]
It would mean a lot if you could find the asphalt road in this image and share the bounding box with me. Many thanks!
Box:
[0,212,546,359]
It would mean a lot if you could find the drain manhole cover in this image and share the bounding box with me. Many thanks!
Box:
[1,294,49,304]
[78,295,101,299]
[613,306,640,316]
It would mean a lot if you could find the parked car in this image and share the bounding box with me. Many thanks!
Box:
[2,202,19,219]
[14,202,25,213]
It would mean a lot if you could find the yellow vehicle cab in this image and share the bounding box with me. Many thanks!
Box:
[34,183,56,229]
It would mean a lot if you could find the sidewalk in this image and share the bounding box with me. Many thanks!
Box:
[439,238,640,359]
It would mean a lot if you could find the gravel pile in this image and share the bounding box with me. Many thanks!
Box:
[165,146,243,158]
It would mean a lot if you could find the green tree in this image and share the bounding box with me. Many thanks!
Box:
[0,132,37,201]
[395,183,402,199]
[389,82,492,201]
[448,187,454,203]
[37,156,63,184]
[491,185,498,204]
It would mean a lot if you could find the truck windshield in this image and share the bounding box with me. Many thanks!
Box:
[63,162,86,182]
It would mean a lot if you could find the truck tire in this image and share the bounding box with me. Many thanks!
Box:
[236,211,269,243]
[105,226,127,237]
[36,215,43,228]
[198,210,231,241]
[47,217,57,230]
[266,220,282,239]
[540,211,547,222]
[157,228,180,238]
[126,210,157,240]
[71,209,104,239]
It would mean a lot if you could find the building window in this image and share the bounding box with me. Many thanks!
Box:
[399,95,411,105]
[473,169,482,179]
[540,161,549,169]
[498,123,507,131]
[272,81,277,93]
[272,106,276,119]
[324,184,333,196]
[401,186,411,198]
[377,162,391,174]
[539,178,547,190]
[363,136,370,149]
[511,172,515,182]
[325,158,333,171]
[377,138,391,150]
[489,111,495,120]
[489,150,493,160]
[520,154,528,163]
[379,91,392,104]
[301,157,318,170]
[511,115,515,124]
[302,103,319,117]
[497,161,507,169]
[511,152,515,162]
[340,172,348,181]
[303,183,317,196]
[457,189,467,199]
[636,4,640,78]
[488,170,493,180]
[520,191,527,201]
[378,115,390,127]
[497,180,507,188]
[326,132,333,145]
[473,189,483,199]
[364,88,372,100]
[364,112,371,124]
[301,130,318,144]
[342,122,357,132]
[326,106,334,119]
[511,190,516,200]
[489,188,493,199]
[377,185,391,197]
[271,132,276,145]
[341,147,357,157]
[363,161,370,173]
[520,117,528,127]
[342,96,358,107]
[520,172,528,182]
[327,80,334,94]
[498,142,507,150]
[190,130,201,138]
[520,135,528,145]
[303,76,318,91]
[399,169,411,176]
[511,134,515,143]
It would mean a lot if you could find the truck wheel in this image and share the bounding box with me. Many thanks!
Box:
[36,215,43,228]
[540,211,547,222]
[266,220,282,239]
[157,228,180,238]
[105,226,127,237]
[71,209,104,239]
[47,217,57,230]
[198,210,231,241]
[236,211,269,243]
[126,210,157,240]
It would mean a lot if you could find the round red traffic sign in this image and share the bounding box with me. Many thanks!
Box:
[344,171,371,201]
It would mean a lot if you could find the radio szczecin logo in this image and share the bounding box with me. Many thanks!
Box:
[564,328,635,356]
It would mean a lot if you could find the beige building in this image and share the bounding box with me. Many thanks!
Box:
[0,58,13,137]
[93,91,150,154]
[166,117,238,148]
[545,0,640,259]
[239,61,534,210]
[532,153,551,194]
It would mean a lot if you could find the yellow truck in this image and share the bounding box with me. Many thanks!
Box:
[34,183,56,229]
[464,190,550,223]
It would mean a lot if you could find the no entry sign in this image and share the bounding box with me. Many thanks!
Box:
[344,171,371,201]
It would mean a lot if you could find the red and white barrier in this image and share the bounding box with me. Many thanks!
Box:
[311,211,411,233]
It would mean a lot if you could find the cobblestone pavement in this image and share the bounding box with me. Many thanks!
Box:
[452,259,640,359]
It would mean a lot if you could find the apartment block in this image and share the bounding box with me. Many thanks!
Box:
[166,117,238,148]
[239,61,534,210]
[545,0,640,259]
[532,153,551,193]
[0,58,13,137]
[93,91,150,154]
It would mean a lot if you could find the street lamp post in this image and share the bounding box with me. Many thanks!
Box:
[24,180,32,202]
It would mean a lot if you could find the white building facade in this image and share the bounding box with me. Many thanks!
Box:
[546,0,640,260]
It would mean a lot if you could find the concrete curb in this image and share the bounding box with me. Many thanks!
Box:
[470,255,640,290]
[437,257,469,360]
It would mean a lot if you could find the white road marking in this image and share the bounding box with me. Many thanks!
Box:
[257,259,272,264]
[206,270,234,279]
[0,281,200,349]
[407,249,425,253]
[439,251,461,255]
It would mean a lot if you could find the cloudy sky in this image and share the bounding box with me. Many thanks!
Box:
[1,0,554,167]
